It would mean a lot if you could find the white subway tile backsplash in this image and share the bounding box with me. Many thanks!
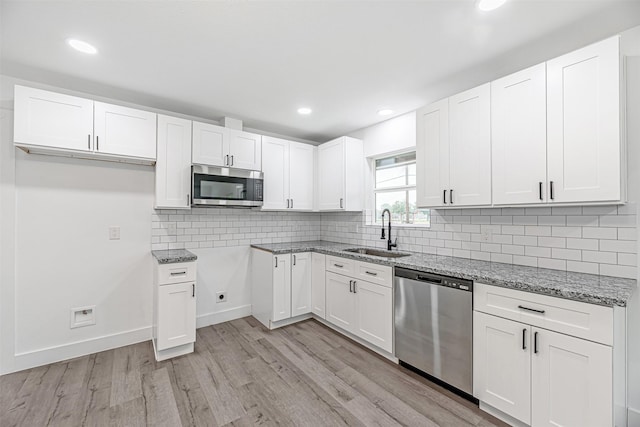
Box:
[538,236,566,248]
[551,248,581,261]
[600,239,637,253]
[582,227,617,239]
[525,225,551,236]
[537,258,566,271]
[566,238,599,251]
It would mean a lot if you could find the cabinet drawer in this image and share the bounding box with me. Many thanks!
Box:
[326,255,355,276]
[156,262,197,285]
[474,283,613,345]
[355,261,392,288]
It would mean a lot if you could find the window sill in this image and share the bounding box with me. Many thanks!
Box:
[364,222,431,229]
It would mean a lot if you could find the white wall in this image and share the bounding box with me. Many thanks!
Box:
[350,111,416,158]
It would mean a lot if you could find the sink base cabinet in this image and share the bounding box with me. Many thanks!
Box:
[153,260,197,362]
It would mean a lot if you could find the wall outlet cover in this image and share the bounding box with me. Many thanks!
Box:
[70,305,96,328]
[216,292,227,303]
[109,226,120,240]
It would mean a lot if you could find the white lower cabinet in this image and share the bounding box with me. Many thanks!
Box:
[311,253,326,319]
[251,249,312,328]
[153,260,197,361]
[474,283,618,427]
[324,259,393,353]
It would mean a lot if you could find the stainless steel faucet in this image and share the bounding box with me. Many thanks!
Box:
[381,208,398,251]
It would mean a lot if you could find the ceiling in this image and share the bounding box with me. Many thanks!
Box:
[2,1,640,143]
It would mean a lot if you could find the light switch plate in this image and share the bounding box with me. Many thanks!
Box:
[109,226,120,240]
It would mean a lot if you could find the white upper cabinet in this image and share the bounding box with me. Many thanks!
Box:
[14,85,94,151]
[416,84,491,208]
[416,99,449,208]
[155,115,192,209]
[192,122,262,171]
[262,136,315,211]
[317,136,363,211]
[94,101,157,159]
[448,83,492,206]
[547,36,621,204]
[492,64,548,205]
[192,121,228,166]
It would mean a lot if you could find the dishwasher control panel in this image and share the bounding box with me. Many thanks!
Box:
[395,267,473,292]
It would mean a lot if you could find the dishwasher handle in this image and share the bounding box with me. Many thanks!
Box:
[416,275,443,284]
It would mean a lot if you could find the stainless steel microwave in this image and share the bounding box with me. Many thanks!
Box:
[192,165,263,207]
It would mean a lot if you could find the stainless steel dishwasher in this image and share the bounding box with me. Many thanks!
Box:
[394,267,473,397]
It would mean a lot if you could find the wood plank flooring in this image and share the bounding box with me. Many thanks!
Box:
[0,317,508,426]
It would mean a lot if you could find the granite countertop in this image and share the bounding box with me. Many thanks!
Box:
[152,249,198,264]
[251,240,637,307]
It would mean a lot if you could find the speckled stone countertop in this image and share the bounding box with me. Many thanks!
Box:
[251,240,636,307]
[152,249,198,264]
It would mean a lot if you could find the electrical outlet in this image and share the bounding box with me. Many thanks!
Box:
[109,226,120,240]
[216,292,227,303]
[480,228,493,242]
[70,306,96,328]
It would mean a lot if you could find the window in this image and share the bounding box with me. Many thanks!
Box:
[374,152,430,226]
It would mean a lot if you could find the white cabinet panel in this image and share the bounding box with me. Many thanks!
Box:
[272,254,291,322]
[531,327,612,427]
[157,281,196,351]
[311,253,326,319]
[155,115,192,209]
[94,102,157,159]
[318,138,345,210]
[262,136,290,210]
[289,142,315,210]
[192,121,229,166]
[416,99,449,208]
[474,312,531,424]
[291,252,312,317]
[14,85,94,151]
[229,129,262,170]
[492,64,547,205]
[325,272,356,332]
[354,280,393,353]
[547,36,621,203]
[448,83,491,206]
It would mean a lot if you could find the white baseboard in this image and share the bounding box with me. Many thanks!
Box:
[9,326,152,374]
[629,407,640,427]
[196,304,252,328]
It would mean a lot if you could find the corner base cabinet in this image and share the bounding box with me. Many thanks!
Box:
[473,283,625,427]
[153,260,197,361]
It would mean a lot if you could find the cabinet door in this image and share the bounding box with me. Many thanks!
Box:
[272,254,291,322]
[531,328,612,427]
[547,36,621,203]
[157,282,196,351]
[229,130,262,170]
[94,102,157,159]
[492,64,548,205]
[192,122,229,166]
[449,83,492,206]
[473,312,531,425]
[291,252,312,317]
[289,142,315,210]
[325,272,355,332]
[318,138,345,210]
[416,99,449,208]
[14,85,94,151]
[155,115,192,209]
[311,253,326,319]
[261,136,290,210]
[354,280,392,353]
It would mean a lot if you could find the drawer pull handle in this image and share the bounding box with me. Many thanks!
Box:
[170,271,187,276]
[334,263,343,268]
[365,271,378,276]
[518,305,545,314]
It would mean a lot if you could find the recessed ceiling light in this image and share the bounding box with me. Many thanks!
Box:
[67,38,98,54]
[378,109,393,116]
[297,107,312,115]
[477,0,506,11]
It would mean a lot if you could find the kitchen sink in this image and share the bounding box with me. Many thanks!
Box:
[343,248,411,258]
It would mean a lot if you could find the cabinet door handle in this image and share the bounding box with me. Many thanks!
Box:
[518,305,545,314]
[275,257,278,268]
[550,181,554,200]
[522,328,527,350]
[349,280,353,293]
[225,155,229,166]
[443,189,447,205]
[333,263,343,268]
[353,280,357,293]
[88,134,91,150]
[339,198,343,209]
[539,182,543,201]
[96,136,99,151]
[365,271,377,276]
[450,189,453,204]
[287,199,290,208]
[293,254,296,266]
[534,331,539,354]
[230,155,234,166]
[291,199,293,209]
[187,194,190,206]
[192,283,195,297]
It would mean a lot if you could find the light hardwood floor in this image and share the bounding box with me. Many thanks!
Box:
[0,317,508,426]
